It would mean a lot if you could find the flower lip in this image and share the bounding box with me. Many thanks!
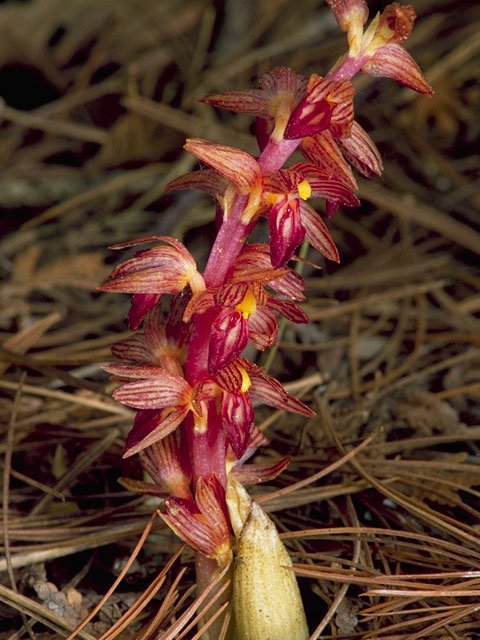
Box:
[284,75,355,140]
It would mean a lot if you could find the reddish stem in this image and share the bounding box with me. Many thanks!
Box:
[188,404,227,488]
[203,195,249,288]
[185,309,227,488]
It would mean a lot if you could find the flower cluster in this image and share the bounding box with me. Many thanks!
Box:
[101,0,431,619]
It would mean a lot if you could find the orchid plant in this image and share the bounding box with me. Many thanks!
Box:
[100,2,432,637]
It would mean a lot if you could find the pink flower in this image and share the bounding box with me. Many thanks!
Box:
[183,257,309,371]
[103,363,195,457]
[99,236,205,332]
[162,474,231,564]
[168,146,358,269]
[119,431,192,500]
[110,302,188,376]
[263,163,359,265]
[327,1,433,96]
[201,66,308,146]
[166,139,264,224]
[105,353,313,461]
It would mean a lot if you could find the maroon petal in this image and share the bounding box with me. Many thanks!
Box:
[128,293,160,330]
[185,139,262,195]
[161,497,220,558]
[258,66,307,102]
[284,100,330,140]
[269,198,306,268]
[162,478,231,562]
[196,474,230,532]
[144,307,169,361]
[104,363,178,379]
[101,237,204,297]
[165,168,228,197]
[338,120,383,178]
[214,359,247,394]
[107,366,191,410]
[209,309,249,372]
[201,67,307,145]
[285,75,354,140]
[222,391,255,459]
[233,245,305,300]
[200,89,272,118]
[268,268,306,301]
[231,244,301,294]
[166,291,193,350]
[100,268,191,295]
[266,296,309,324]
[215,282,249,307]
[139,432,191,497]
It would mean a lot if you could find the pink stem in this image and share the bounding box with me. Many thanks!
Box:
[327,53,369,81]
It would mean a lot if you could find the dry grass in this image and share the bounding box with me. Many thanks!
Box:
[0,0,479,638]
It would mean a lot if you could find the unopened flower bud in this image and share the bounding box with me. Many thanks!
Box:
[226,477,308,640]
[327,0,369,57]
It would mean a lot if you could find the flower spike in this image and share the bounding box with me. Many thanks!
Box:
[100,5,434,629]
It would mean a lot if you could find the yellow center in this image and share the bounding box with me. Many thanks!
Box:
[235,289,257,320]
[297,179,311,200]
[239,367,252,393]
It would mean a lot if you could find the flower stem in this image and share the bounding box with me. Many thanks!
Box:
[203,195,249,288]
[195,552,233,640]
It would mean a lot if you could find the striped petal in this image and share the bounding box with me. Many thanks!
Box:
[123,406,190,457]
[222,391,255,459]
[110,333,151,363]
[338,120,383,177]
[249,371,315,417]
[299,202,340,262]
[301,131,357,190]
[285,75,354,140]
[248,306,278,350]
[363,43,433,96]
[232,456,291,484]
[165,168,228,198]
[185,139,262,195]
[269,198,305,268]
